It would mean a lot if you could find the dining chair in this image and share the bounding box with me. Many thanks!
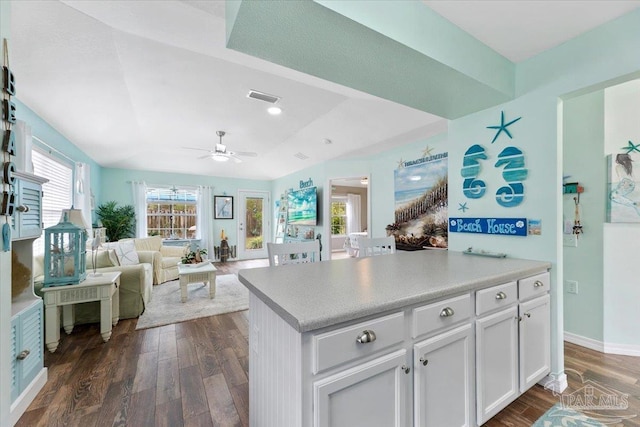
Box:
[357,236,396,257]
[267,240,321,266]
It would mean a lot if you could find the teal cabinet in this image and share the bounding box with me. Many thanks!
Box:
[11,300,44,404]
[11,173,46,241]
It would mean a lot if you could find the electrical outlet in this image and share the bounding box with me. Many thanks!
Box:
[563,234,578,247]
[565,280,578,294]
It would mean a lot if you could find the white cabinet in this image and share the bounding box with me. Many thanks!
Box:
[413,323,473,427]
[476,273,551,425]
[313,349,408,427]
[476,305,519,424]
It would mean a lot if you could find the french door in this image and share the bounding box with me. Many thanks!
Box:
[237,191,270,259]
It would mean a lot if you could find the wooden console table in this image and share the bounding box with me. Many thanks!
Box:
[41,271,121,353]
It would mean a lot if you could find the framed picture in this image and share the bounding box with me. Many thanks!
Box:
[214,195,234,219]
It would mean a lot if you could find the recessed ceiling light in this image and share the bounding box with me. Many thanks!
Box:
[267,106,282,115]
[409,175,422,181]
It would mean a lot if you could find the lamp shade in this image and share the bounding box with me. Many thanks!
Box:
[60,208,91,233]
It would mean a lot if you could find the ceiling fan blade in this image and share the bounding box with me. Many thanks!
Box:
[197,154,213,159]
[228,152,243,163]
[182,146,212,152]
[235,151,258,157]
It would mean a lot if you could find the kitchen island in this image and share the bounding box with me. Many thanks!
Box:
[239,250,551,427]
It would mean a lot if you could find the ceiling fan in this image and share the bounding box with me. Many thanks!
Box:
[184,131,257,163]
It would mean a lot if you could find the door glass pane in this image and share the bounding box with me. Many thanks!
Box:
[245,197,263,250]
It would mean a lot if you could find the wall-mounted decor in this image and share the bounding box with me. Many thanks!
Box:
[214,195,234,219]
[486,110,521,144]
[392,152,448,249]
[449,217,527,236]
[607,152,640,223]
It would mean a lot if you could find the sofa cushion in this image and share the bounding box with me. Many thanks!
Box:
[132,236,163,252]
[86,249,118,269]
[115,240,140,266]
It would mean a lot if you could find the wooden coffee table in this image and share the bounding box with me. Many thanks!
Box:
[177,262,217,302]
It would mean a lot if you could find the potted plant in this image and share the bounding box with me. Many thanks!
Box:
[96,201,136,242]
[181,247,208,265]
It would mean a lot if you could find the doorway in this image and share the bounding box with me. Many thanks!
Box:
[237,190,270,259]
[325,176,370,260]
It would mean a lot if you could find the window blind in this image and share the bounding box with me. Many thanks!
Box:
[32,149,73,254]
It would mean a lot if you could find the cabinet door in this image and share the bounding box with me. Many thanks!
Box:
[313,349,408,427]
[414,324,473,427]
[17,301,44,390]
[11,178,44,240]
[476,305,519,425]
[519,294,550,392]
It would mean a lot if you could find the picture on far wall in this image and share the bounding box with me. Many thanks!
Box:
[214,196,234,219]
[391,153,448,249]
[607,152,640,223]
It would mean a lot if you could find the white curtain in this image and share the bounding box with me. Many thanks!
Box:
[197,186,214,257]
[131,181,147,238]
[73,162,92,229]
[346,193,361,235]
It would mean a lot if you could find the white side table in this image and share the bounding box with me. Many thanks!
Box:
[177,262,217,302]
[40,271,121,353]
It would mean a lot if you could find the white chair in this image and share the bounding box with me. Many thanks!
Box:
[357,236,396,257]
[267,240,321,266]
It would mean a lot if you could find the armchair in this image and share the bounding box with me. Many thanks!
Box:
[125,236,186,284]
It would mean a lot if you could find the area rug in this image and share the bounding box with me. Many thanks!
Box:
[534,404,606,427]
[135,274,248,330]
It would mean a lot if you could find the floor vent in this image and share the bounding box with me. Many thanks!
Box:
[247,90,280,104]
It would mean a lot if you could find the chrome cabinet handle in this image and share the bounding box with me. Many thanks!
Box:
[16,349,30,360]
[401,365,410,374]
[495,291,507,300]
[17,205,29,213]
[419,357,429,366]
[524,312,531,318]
[439,307,455,317]
[356,330,377,344]
[534,280,544,288]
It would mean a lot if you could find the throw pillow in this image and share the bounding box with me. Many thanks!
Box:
[86,249,117,269]
[115,240,139,266]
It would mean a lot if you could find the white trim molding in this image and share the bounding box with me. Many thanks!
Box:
[564,333,640,356]
[539,371,568,394]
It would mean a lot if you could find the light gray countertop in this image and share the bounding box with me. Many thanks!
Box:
[238,250,550,333]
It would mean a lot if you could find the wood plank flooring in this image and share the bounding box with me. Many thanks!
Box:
[17,259,640,426]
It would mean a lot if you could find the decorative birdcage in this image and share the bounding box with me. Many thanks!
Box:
[43,213,87,287]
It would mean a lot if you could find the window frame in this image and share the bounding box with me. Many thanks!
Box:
[145,187,198,239]
[330,197,347,236]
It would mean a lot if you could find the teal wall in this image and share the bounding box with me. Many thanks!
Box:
[562,91,605,342]
[101,168,271,249]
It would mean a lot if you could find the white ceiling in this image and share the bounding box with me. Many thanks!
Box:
[9,1,640,180]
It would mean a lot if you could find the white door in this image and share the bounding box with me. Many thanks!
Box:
[519,294,551,392]
[313,349,409,427]
[476,305,519,425]
[237,191,269,259]
[414,324,473,427]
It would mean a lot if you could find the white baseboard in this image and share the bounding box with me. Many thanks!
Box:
[564,332,640,356]
[564,332,605,352]
[11,367,47,426]
[540,372,568,393]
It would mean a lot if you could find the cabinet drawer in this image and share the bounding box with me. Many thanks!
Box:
[476,281,517,316]
[412,294,471,338]
[518,272,549,301]
[312,312,404,374]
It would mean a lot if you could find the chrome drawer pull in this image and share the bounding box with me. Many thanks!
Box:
[16,349,30,360]
[419,357,429,366]
[439,307,455,317]
[401,365,410,374]
[356,330,377,344]
[495,291,507,300]
[534,280,544,288]
[17,205,29,213]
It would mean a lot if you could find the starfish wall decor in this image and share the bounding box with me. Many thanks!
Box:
[487,110,522,144]
[622,140,640,154]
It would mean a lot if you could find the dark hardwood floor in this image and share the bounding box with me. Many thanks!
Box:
[17,260,640,426]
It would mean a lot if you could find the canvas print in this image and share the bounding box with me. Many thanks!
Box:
[608,152,640,223]
[390,154,448,249]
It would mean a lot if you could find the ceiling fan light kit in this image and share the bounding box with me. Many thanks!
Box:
[184,130,257,163]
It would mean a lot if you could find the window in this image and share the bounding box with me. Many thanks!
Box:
[32,149,73,254]
[146,187,197,239]
[331,198,347,235]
